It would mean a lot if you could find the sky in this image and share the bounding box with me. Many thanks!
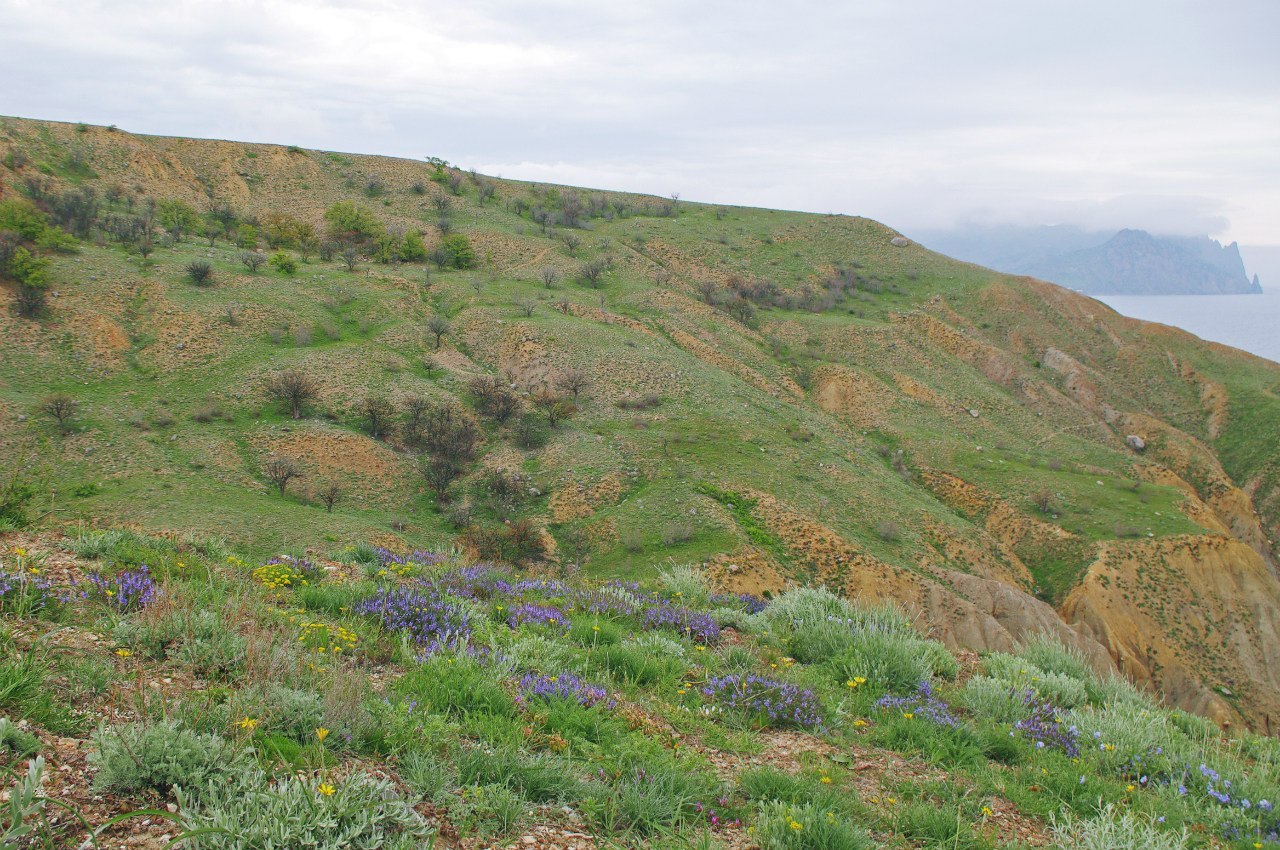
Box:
[2,0,1277,251]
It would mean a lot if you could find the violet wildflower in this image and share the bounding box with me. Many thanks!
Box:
[84,566,157,613]
[702,673,823,730]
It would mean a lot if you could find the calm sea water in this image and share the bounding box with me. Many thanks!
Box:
[1096,289,1280,365]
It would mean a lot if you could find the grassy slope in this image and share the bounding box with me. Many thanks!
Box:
[3,116,1280,722]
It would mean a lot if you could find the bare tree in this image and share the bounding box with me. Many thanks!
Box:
[515,298,536,318]
[361,393,395,440]
[39,393,78,433]
[469,375,521,424]
[265,370,320,419]
[580,258,607,288]
[317,481,341,513]
[420,456,462,501]
[341,247,359,272]
[469,277,484,297]
[532,387,572,428]
[539,267,559,289]
[262,454,300,496]
[432,195,452,215]
[402,393,429,445]
[477,181,496,204]
[240,251,265,273]
[555,368,590,402]
[420,402,482,461]
[427,315,450,349]
[697,280,718,304]
[561,233,581,256]
[555,297,573,315]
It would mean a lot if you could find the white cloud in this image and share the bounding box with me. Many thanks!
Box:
[1,0,1276,241]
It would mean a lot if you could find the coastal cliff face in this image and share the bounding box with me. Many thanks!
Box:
[919,225,1263,295]
[3,117,1280,730]
[1023,229,1262,296]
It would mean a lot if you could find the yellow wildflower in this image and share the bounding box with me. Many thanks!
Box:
[237,716,258,731]
[114,648,132,658]
[317,782,336,796]
[820,776,832,785]
[315,728,330,742]
[981,806,993,817]
[789,820,803,831]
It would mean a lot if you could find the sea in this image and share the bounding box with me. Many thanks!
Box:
[1095,288,1280,366]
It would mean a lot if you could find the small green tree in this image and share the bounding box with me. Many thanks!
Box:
[399,229,428,262]
[156,199,200,239]
[235,224,258,249]
[8,248,51,318]
[269,251,298,275]
[324,201,384,246]
[440,233,476,269]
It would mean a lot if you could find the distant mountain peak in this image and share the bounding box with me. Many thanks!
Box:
[919,225,1262,295]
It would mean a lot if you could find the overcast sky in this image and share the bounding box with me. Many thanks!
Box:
[3,0,1277,247]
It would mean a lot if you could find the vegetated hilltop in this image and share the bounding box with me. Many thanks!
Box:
[918,225,1263,295]
[2,116,1280,735]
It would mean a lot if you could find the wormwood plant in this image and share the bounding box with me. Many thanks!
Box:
[89,721,254,798]
[178,770,434,850]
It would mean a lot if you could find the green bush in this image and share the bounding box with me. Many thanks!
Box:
[175,611,247,681]
[455,783,527,837]
[399,229,428,262]
[961,676,1033,723]
[398,748,457,803]
[569,617,623,647]
[871,714,984,768]
[178,769,433,849]
[440,233,476,269]
[1017,633,1094,683]
[269,251,298,275]
[828,630,930,695]
[581,761,710,837]
[898,802,986,850]
[0,649,80,734]
[396,655,515,719]
[454,744,581,803]
[983,653,1088,708]
[739,767,855,817]
[324,201,385,245]
[788,622,857,664]
[753,800,872,850]
[89,721,253,798]
[595,642,681,685]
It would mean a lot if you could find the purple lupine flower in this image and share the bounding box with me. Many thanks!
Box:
[506,602,570,631]
[84,566,157,613]
[1007,689,1078,756]
[517,672,615,709]
[701,673,824,730]
[355,583,470,645]
[641,602,720,645]
[876,680,961,729]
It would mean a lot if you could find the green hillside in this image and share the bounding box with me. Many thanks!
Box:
[1,118,1279,715]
